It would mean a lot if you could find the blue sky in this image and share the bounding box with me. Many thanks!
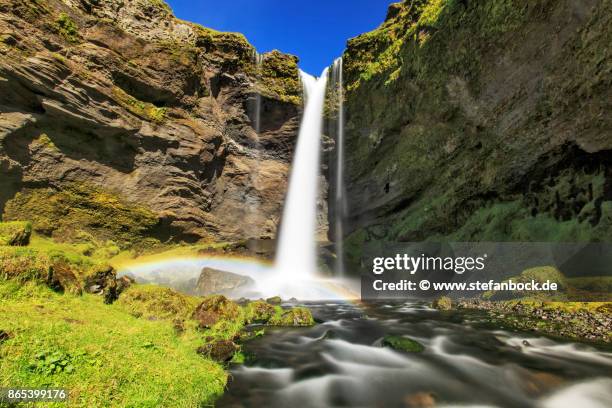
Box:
[166,0,395,75]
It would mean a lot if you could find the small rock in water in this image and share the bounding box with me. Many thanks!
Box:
[404,391,436,407]
[522,340,531,347]
[432,296,452,310]
[382,335,425,353]
[197,340,238,362]
[266,296,282,305]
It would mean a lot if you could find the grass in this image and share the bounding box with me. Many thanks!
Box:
[116,285,201,320]
[0,282,226,407]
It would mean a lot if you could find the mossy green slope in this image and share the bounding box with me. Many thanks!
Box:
[341,0,612,264]
[0,282,226,408]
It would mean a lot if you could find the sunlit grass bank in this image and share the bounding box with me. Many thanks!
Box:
[0,282,227,407]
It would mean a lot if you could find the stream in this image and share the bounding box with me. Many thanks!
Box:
[218,301,612,408]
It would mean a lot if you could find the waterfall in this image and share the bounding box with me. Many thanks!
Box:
[253,51,264,134]
[275,69,329,278]
[331,57,346,277]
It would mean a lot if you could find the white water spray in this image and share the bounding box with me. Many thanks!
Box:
[275,68,329,278]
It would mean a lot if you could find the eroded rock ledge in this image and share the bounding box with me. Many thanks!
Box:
[0,0,302,245]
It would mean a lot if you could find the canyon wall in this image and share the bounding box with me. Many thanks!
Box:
[340,0,611,267]
[0,0,302,247]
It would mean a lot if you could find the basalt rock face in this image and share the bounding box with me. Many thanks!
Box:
[0,0,301,245]
[340,0,611,266]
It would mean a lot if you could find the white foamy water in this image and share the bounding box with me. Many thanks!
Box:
[274,69,328,279]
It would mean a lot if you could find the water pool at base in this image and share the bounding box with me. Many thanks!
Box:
[218,301,612,408]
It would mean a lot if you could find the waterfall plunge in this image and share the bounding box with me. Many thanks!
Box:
[275,69,329,279]
[331,57,346,277]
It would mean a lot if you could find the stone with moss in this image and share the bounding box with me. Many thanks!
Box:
[0,221,32,246]
[193,295,242,321]
[269,307,314,326]
[244,300,276,323]
[483,266,567,301]
[382,335,425,353]
[265,295,282,305]
[432,295,452,310]
[196,339,238,362]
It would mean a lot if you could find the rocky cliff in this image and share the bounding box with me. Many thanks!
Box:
[0,0,302,247]
[341,0,611,263]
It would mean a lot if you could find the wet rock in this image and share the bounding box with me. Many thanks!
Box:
[84,264,119,303]
[0,330,11,344]
[404,391,436,408]
[192,295,241,323]
[266,296,282,305]
[197,340,238,362]
[116,275,135,295]
[47,261,82,295]
[244,300,276,323]
[195,267,254,296]
[432,296,452,311]
[269,307,314,326]
[193,310,220,329]
[382,335,425,353]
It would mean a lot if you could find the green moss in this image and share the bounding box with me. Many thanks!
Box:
[432,295,452,310]
[111,86,167,124]
[116,285,200,320]
[244,300,276,323]
[0,221,31,246]
[54,13,80,44]
[2,184,160,249]
[483,266,568,300]
[257,50,301,105]
[268,307,314,326]
[382,335,425,352]
[0,281,226,407]
[0,245,92,295]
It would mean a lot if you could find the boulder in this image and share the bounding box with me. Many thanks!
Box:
[84,264,119,303]
[195,267,254,296]
[193,310,220,329]
[269,307,314,326]
[432,296,452,310]
[266,296,282,305]
[196,340,238,362]
[192,295,241,325]
[382,335,425,353]
[0,221,31,246]
[0,330,11,344]
[244,300,276,323]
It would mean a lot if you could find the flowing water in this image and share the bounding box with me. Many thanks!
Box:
[330,58,347,277]
[219,301,612,408]
[274,69,329,279]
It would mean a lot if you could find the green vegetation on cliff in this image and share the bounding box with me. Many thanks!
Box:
[342,0,611,255]
[3,184,159,249]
